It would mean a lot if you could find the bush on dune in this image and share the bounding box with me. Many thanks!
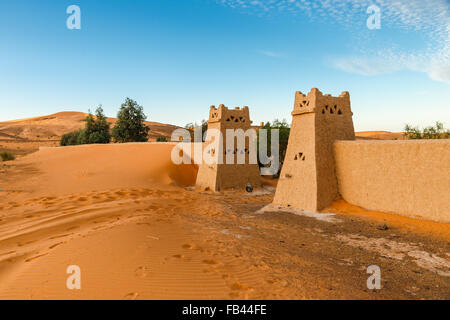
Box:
[60,107,111,146]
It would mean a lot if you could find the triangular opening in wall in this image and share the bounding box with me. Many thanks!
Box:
[338,109,343,115]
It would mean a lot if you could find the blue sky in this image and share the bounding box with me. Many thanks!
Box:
[0,0,448,131]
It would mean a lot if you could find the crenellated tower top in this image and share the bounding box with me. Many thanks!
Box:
[292,88,352,117]
[208,104,252,127]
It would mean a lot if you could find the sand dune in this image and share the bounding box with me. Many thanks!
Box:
[355,131,404,140]
[0,143,449,300]
[0,112,181,155]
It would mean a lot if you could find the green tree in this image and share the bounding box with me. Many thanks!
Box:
[89,106,111,144]
[156,136,168,142]
[258,119,291,177]
[404,122,449,140]
[60,106,111,146]
[112,98,150,143]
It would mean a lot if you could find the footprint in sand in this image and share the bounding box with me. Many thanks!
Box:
[50,233,72,240]
[0,250,16,257]
[17,240,37,247]
[135,266,150,278]
[49,242,65,249]
[228,282,254,299]
[230,282,253,291]
[123,292,139,300]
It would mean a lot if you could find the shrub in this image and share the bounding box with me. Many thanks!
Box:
[112,98,150,143]
[60,130,83,146]
[156,136,168,142]
[404,122,450,140]
[0,151,15,161]
[60,106,111,146]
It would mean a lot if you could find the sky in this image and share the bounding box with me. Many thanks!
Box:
[0,0,449,131]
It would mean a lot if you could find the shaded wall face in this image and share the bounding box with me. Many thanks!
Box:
[314,96,355,209]
[274,113,318,210]
[334,140,450,223]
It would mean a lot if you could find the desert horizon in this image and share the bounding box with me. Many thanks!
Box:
[0,110,406,157]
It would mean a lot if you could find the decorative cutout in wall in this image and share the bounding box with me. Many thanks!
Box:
[320,104,343,116]
[295,152,306,161]
[299,100,310,108]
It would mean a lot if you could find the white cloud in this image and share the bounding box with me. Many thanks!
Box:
[259,50,283,57]
[428,65,450,84]
[217,0,450,84]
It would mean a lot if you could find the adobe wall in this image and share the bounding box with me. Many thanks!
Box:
[334,140,450,223]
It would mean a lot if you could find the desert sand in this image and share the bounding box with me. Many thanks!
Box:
[0,112,180,156]
[0,143,449,300]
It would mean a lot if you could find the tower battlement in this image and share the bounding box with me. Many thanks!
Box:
[208,104,251,127]
[292,88,352,116]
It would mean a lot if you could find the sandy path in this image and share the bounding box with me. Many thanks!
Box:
[0,144,449,299]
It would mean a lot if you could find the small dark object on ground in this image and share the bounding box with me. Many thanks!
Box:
[246,184,253,193]
[377,224,389,231]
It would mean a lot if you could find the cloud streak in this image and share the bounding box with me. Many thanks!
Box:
[217,0,450,83]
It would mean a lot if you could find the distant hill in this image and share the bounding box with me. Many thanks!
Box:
[0,111,181,155]
[355,131,404,140]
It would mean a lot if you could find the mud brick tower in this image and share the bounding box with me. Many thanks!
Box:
[196,105,262,191]
[273,88,355,211]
